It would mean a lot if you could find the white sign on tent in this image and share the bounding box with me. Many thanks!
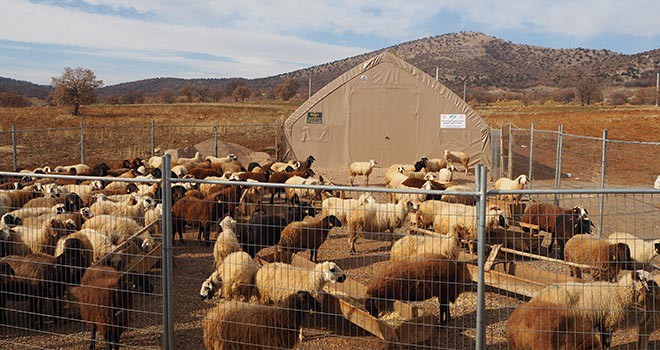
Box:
[440,114,466,129]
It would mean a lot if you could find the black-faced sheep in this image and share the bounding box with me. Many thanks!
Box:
[530,269,654,349]
[202,290,322,350]
[417,156,448,172]
[276,215,342,263]
[267,168,315,204]
[255,261,346,304]
[564,234,631,281]
[521,203,593,259]
[77,265,145,350]
[349,159,377,186]
[365,256,472,324]
[506,300,603,350]
[7,217,75,256]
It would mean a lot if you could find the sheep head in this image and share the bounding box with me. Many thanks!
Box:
[423,173,436,181]
[219,216,236,232]
[317,262,346,283]
[199,272,221,300]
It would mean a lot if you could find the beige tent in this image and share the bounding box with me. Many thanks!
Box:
[281,52,491,169]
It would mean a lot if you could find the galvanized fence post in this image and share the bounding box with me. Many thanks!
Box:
[554,124,564,205]
[161,154,174,350]
[499,125,505,179]
[475,164,487,350]
[214,122,219,158]
[528,122,534,190]
[151,120,156,157]
[598,129,608,236]
[80,121,85,164]
[11,124,17,171]
[274,120,279,160]
[507,122,513,178]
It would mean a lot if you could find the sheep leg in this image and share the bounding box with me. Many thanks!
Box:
[364,175,369,187]
[269,188,275,204]
[439,302,450,325]
[89,324,97,350]
[350,175,355,186]
[638,314,653,350]
[348,232,358,254]
[598,323,612,350]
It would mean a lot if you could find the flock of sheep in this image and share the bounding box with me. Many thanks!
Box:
[0,147,657,349]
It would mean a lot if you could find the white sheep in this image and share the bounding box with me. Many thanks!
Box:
[347,199,418,253]
[415,200,463,229]
[60,181,104,197]
[494,174,530,204]
[531,270,654,349]
[385,164,414,186]
[655,175,660,189]
[321,193,374,224]
[270,162,297,172]
[213,216,242,272]
[176,152,204,166]
[7,204,65,221]
[82,214,153,252]
[55,228,117,263]
[433,205,508,254]
[205,154,237,164]
[608,232,660,267]
[390,224,461,261]
[437,165,457,183]
[444,150,470,175]
[285,176,323,202]
[203,251,258,302]
[395,180,433,205]
[7,217,75,256]
[144,203,162,236]
[148,156,162,169]
[171,165,189,178]
[349,159,377,186]
[440,185,475,206]
[255,261,346,304]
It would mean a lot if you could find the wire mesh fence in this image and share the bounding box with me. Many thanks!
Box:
[0,160,657,349]
[503,124,660,189]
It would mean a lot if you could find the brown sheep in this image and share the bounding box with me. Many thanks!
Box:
[77,265,144,350]
[171,191,230,244]
[110,160,132,170]
[522,203,593,259]
[235,171,269,182]
[564,234,631,281]
[202,290,321,350]
[187,167,221,179]
[364,256,472,324]
[276,215,342,262]
[506,300,602,350]
[267,168,315,204]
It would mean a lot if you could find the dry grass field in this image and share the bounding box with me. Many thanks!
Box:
[0,102,657,349]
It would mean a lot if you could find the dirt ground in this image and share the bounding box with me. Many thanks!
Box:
[0,102,657,349]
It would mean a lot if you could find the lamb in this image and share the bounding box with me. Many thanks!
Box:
[185,167,221,179]
[444,149,470,174]
[205,154,237,164]
[564,234,631,281]
[171,191,229,244]
[506,300,603,350]
[494,174,530,204]
[201,251,258,302]
[395,180,434,205]
[349,159,377,186]
[276,215,342,262]
[202,290,321,350]
[385,166,408,189]
[607,232,660,268]
[530,269,654,349]
[213,216,242,271]
[255,261,346,304]
[347,200,418,254]
[321,193,374,224]
[364,257,472,324]
[390,224,461,261]
[77,265,144,350]
[418,156,448,172]
[433,205,508,254]
[82,215,154,252]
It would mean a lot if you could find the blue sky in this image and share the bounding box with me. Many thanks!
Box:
[1,0,659,85]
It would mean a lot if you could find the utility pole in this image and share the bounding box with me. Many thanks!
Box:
[435,67,439,81]
[308,77,312,99]
[655,73,660,107]
[463,78,467,101]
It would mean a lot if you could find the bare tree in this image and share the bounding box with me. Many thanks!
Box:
[273,78,300,101]
[49,67,103,115]
[575,77,602,106]
[180,84,194,103]
[159,89,176,104]
[232,86,251,102]
[0,92,31,107]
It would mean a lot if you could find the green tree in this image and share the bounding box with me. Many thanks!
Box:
[49,67,103,115]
